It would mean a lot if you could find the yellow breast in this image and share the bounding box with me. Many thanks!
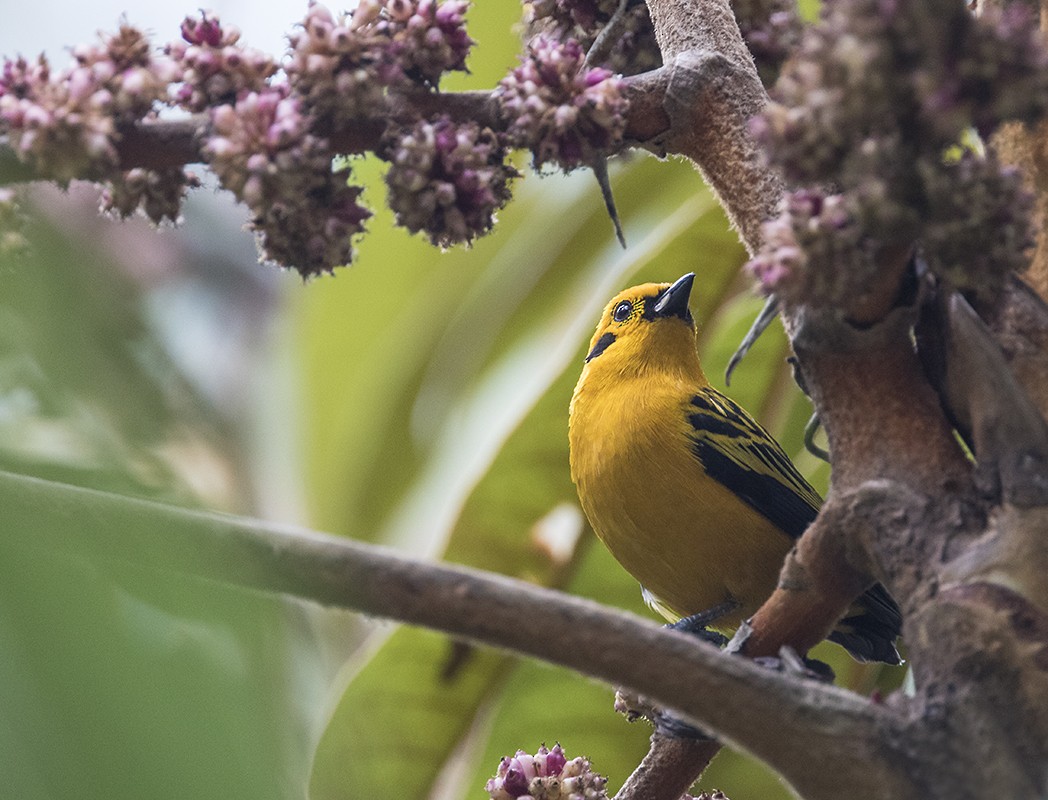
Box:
[568,369,794,628]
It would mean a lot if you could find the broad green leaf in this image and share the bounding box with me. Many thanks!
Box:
[309,627,513,800]
[308,148,761,799]
[0,200,360,800]
[0,480,361,800]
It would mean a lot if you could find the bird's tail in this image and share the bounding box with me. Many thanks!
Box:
[827,583,903,665]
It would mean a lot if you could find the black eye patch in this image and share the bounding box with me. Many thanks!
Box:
[642,297,657,320]
[585,332,616,362]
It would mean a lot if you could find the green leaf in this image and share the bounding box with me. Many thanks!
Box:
[308,152,759,799]
[309,628,513,800]
[0,487,355,800]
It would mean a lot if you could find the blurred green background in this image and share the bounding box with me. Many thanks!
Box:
[0,3,900,799]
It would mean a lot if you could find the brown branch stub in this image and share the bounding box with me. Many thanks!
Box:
[621,66,673,147]
[613,733,721,800]
[739,507,878,659]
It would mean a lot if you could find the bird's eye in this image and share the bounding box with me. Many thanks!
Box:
[612,301,633,322]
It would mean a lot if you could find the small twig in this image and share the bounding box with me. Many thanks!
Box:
[804,413,830,462]
[591,155,627,248]
[586,0,633,67]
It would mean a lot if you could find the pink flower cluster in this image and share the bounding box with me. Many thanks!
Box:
[287,0,472,128]
[383,0,473,86]
[384,116,516,246]
[486,744,608,800]
[746,189,876,308]
[0,1,641,274]
[167,11,276,112]
[101,167,201,225]
[0,26,177,183]
[498,36,627,171]
[205,87,370,276]
[525,0,660,75]
[749,0,1048,307]
[286,2,393,127]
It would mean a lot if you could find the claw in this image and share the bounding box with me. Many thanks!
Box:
[668,599,739,644]
[726,295,780,385]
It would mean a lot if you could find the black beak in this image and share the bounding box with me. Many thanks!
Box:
[653,273,695,320]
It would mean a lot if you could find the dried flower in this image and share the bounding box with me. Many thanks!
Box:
[383,116,516,246]
[486,744,608,800]
[498,35,627,171]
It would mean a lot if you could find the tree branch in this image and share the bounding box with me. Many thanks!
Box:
[645,0,782,251]
[613,734,720,800]
[0,77,671,182]
[2,468,913,798]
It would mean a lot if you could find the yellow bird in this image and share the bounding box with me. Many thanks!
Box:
[569,273,900,663]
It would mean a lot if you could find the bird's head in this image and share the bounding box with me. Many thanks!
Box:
[582,273,704,379]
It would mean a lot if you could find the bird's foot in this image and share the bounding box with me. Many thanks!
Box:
[753,647,835,683]
[726,621,835,682]
[667,599,740,648]
[616,688,716,741]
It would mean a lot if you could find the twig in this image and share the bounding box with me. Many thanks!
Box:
[613,734,720,800]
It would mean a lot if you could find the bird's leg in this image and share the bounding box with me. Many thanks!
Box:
[667,599,740,647]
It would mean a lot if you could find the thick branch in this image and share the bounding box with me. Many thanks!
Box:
[2,468,912,798]
[645,0,782,251]
[796,482,1048,799]
[792,305,971,494]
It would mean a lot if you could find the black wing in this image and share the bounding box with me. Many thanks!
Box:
[687,388,821,539]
